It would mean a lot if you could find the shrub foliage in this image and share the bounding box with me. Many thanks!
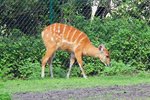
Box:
[0,17,149,79]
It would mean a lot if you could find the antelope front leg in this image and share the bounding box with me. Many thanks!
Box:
[67,53,75,78]
[75,51,87,79]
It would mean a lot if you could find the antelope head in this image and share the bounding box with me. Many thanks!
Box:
[98,44,110,66]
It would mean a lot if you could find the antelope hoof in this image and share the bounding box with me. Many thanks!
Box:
[83,75,87,79]
[41,73,45,78]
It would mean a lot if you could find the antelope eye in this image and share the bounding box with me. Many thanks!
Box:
[106,55,109,58]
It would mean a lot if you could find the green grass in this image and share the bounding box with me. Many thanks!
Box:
[0,74,150,95]
[0,93,11,100]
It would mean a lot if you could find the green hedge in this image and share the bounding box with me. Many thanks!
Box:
[0,17,150,79]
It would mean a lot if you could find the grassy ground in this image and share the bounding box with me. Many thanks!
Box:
[0,74,150,95]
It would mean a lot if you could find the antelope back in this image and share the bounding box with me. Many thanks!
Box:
[42,23,91,51]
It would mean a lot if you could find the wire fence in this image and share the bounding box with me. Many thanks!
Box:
[0,0,149,35]
[0,0,49,35]
[0,0,149,78]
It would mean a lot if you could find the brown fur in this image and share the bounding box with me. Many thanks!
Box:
[41,23,110,78]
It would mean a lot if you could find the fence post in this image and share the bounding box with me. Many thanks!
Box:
[50,0,54,24]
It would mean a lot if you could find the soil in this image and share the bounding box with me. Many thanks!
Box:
[12,84,150,100]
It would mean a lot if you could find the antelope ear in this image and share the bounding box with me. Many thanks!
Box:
[98,44,105,51]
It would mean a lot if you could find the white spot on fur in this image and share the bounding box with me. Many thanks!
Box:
[46,34,49,37]
[51,37,54,41]
[58,29,60,33]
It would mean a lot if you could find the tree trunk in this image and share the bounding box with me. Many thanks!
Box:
[91,0,100,21]
[106,0,115,18]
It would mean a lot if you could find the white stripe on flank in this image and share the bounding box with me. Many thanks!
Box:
[78,36,86,43]
[53,24,56,32]
[73,43,80,51]
[50,26,53,35]
[74,31,83,43]
[52,24,56,36]
[62,24,67,39]
[66,26,72,39]
[58,23,60,33]
[62,24,67,37]
[71,29,77,42]
[74,36,86,51]
[62,39,74,45]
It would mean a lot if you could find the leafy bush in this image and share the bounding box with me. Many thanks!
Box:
[0,16,150,79]
[102,60,135,76]
[72,16,150,71]
[18,60,41,79]
[0,30,44,79]
[104,18,150,71]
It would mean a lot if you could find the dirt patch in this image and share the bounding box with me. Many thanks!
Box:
[12,84,150,100]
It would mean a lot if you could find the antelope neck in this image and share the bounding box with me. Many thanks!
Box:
[83,44,100,58]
